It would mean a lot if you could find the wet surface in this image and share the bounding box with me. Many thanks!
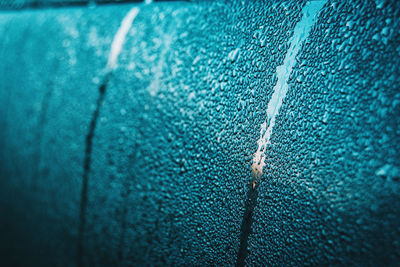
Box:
[0,1,399,266]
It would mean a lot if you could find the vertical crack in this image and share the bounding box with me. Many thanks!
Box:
[235,184,259,267]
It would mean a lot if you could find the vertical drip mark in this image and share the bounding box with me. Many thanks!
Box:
[77,7,139,267]
[34,60,60,192]
[236,185,259,267]
[252,0,327,179]
[106,7,140,72]
[77,77,109,267]
[236,1,326,266]
[117,0,152,261]
[33,84,53,191]
[148,35,172,97]
[116,0,152,259]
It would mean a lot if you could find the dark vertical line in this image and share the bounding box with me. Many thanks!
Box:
[236,184,259,267]
[33,53,59,189]
[33,84,53,191]
[77,75,110,267]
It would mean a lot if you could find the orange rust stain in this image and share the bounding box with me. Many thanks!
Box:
[252,180,256,190]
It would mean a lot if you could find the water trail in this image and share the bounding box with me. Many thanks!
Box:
[235,185,259,267]
[236,2,327,266]
[252,0,327,179]
[106,7,140,72]
[77,7,140,267]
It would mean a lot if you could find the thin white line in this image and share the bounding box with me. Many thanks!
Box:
[106,7,140,72]
[252,0,326,178]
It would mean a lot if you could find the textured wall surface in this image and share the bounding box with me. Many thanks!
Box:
[0,1,399,266]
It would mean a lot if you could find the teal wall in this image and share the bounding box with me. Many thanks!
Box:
[0,1,399,266]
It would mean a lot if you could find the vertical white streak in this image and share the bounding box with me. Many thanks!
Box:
[252,0,326,178]
[148,35,172,96]
[106,7,140,72]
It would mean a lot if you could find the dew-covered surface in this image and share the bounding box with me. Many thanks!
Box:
[83,2,306,265]
[0,1,399,266]
[248,1,400,266]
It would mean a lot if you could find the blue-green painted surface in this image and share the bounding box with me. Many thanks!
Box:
[0,1,399,266]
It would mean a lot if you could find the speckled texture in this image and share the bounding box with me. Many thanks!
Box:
[248,1,400,266]
[0,1,399,266]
